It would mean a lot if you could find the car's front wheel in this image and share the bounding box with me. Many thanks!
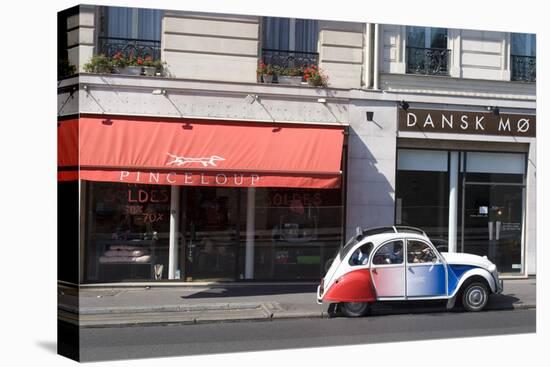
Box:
[340,302,370,317]
[461,282,489,312]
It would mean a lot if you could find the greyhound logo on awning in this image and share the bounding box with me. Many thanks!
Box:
[166,153,225,167]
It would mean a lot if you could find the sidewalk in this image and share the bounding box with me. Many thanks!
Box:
[58,279,536,328]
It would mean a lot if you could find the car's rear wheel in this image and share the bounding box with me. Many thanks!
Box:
[340,302,370,317]
[461,282,489,312]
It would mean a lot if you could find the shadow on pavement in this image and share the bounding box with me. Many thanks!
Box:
[487,294,523,310]
[181,284,318,299]
[329,294,524,318]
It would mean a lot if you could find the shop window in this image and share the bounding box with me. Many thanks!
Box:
[406,26,450,75]
[58,180,79,283]
[396,149,450,247]
[460,151,526,274]
[261,17,319,71]
[84,182,171,283]
[250,188,343,280]
[511,33,536,82]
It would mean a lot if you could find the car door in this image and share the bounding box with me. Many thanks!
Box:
[405,239,447,298]
[370,240,405,299]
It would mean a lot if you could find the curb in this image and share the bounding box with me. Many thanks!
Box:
[59,302,535,329]
[59,302,264,315]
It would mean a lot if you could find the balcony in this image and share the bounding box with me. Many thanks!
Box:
[97,36,161,61]
[406,47,450,76]
[261,48,319,70]
[511,55,536,82]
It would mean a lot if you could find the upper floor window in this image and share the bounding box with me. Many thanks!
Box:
[98,7,162,61]
[406,27,450,76]
[511,33,536,82]
[261,17,319,70]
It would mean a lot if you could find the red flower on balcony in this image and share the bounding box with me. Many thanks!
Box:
[303,64,328,87]
[136,57,144,65]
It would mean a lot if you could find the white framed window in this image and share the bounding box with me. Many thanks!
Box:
[262,17,319,53]
[406,27,448,49]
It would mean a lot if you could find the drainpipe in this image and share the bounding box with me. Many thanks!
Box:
[168,186,180,279]
[448,152,459,253]
[364,23,372,88]
[373,24,380,90]
[245,187,255,279]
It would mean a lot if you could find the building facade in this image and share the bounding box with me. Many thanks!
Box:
[57,5,536,285]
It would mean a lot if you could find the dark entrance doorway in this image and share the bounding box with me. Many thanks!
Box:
[182,187,241,281]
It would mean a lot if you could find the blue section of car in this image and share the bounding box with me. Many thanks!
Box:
[447,265,477,295]
[406,264,446,297]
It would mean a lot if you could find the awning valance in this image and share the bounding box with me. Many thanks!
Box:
[58,116,345,189]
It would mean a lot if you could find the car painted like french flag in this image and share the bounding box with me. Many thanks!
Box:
[317,226,503,317]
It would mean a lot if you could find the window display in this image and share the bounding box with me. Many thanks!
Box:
[84,182,171,283]
[252,188,343,280]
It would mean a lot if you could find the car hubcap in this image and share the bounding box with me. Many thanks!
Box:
[347,302,365,312]
[467,286,486,308]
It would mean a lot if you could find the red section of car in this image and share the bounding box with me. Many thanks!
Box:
[322,269,376,302]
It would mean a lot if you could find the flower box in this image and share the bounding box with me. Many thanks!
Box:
[277,75,303,85]
[262,74,274,83]
[143,66,157,76]
[119,65,143,75]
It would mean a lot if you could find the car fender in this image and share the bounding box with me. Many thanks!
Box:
[322,268,377,303]
[449,267,496,298]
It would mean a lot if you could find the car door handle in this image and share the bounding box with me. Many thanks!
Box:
[372,269,378,274]
[408,267,414,274]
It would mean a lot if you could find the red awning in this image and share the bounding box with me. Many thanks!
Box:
[58,116,345,189]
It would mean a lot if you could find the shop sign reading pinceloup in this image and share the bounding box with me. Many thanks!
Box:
[57,116,345,189]
[399,108,536,137]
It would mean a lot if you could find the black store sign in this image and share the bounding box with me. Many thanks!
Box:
[399,108,536,137]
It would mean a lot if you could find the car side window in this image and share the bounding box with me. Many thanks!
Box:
[407,240,437,264]
[349,242,373,266]
[372,241,403,265]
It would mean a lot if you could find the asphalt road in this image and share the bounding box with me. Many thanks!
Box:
[75,309,535,362]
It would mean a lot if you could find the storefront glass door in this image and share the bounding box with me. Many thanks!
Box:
[462,183,524,274]
[182,187,240,281]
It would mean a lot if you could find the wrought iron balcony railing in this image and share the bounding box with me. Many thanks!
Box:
[97,36,161,60]
[406,46,450,76]
[261,48,319,69]
[511,55,536,82]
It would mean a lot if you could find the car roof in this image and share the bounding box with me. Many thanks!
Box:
[339,226,431,260]
[363,231,430,245]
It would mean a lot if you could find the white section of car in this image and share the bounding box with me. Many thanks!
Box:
[440,252,495,271]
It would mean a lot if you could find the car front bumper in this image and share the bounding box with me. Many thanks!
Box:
[316,285,323,304]
[493,271,504,294]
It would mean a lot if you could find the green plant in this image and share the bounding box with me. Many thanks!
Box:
[58,59,77,79]
[280,66,303,77]
[303,65,328,87]
[83,54,113,73]
[143,56,165,70]
[84,53,165,74]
